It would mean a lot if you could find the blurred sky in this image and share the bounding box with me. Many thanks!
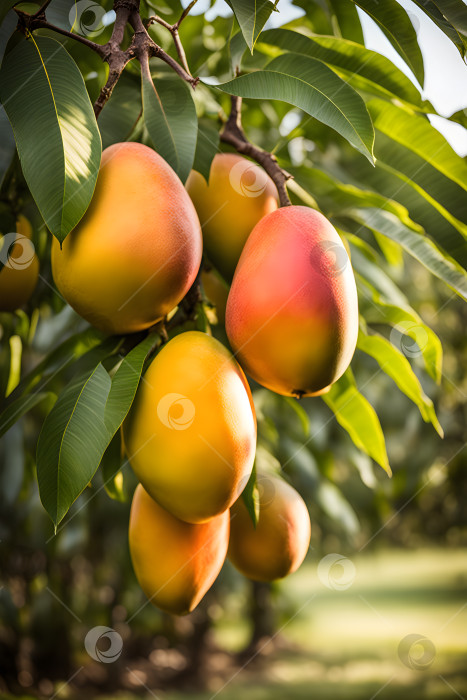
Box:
[188,0,467,156]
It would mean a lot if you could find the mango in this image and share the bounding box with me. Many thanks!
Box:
[228,473,311,582]
[52,142,202,335]
[123,331,256,523]
[226,206,358,397]
[0,215,39,311]
[186,153,278,281]
[129,484,229,615]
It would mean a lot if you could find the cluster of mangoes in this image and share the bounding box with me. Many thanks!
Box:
[2,142,359,615]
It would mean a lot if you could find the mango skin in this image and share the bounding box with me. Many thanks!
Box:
[123,331,257,524]
[129,484,229,615]
[228,474,311,582]
[0,215,39,312]
[186,154,278,282]
[52,142,202,335]
[226,206,359,397]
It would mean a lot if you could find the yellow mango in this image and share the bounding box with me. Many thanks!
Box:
[124,331,256,523]
[228,473,311,582]
[186,153,278,281]
[52,142,202,335]
[129,484,229,615]
[0,215,39,311]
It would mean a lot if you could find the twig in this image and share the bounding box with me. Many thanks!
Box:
[147,0,199,77]
[220,96,292,207]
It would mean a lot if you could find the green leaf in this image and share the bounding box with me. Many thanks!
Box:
[241,460,259,526]
[412,0,467,57]
[227,0,277,53]
[352,0,424,85]
[0,391,54,438]
[356,273,443,383]
[344,207,467,300]
[192,119,220,182]
[258,29,428,110]
[36,334,159,527]
[104,334,160,433]
[0,37,101,243]
[142,68,197,183]
[357,327,443,436]
[326,0,364,43]
[230,31,248,73]
[98,73,142,149]
[216,52,375,162]
[37,363,112,527]
[322,369,391,475]
[0,1,18,25]
[432,0,467,34]
[366,99,467,269]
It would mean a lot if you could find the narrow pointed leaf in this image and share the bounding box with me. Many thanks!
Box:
[216,52,375,162]
[352,0,424,85]
[227,0,277,52]
[241,461,259,526]
[322,369,391,475]
[258,29,428,110]
[192,119,220,182]
[431,0,467,34]
[327,0,364,43]
[356,273,443,383]
[0,391,54,438]
[0,1,18,25]
[36,334,159,527]
[357,328,443,436]
[344,207,467,300]
[142,70,197,183]
[412,0,467,57]
[0,37,101,243]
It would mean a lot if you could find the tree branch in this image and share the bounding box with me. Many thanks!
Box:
[221,96,292,208]
[147,0,199,77]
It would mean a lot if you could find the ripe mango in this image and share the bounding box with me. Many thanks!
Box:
[52,142,202,335]
[129,484,229,615]
[226,206,358,397]
[123,331,256,523]
[0,215,39,312]
[186,153,278,281]
[228,473,311,582]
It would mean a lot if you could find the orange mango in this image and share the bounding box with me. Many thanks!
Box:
[129,484,229,615]
[0,215,39,311]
